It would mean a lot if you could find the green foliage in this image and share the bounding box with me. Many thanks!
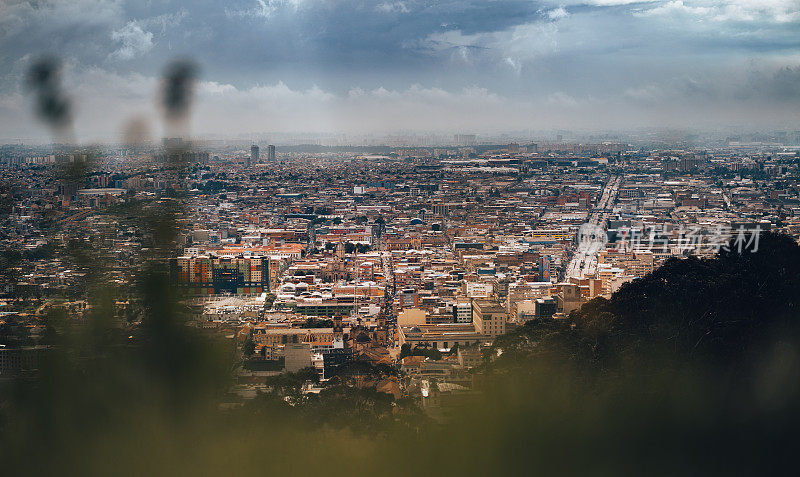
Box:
[263,366,319,398]
[344,242,371,254]
[0,314,34,347]
[302,317,333,328]
[327,360,399,379]
[192,180,231,194]
[242,336,255,356]
[302,385,396,433]
[400,343,442,361]
[245,367,420,435]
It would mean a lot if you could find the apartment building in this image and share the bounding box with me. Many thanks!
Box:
[472,299,509,338]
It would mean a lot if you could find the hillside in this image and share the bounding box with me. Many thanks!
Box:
[485,232,800,377]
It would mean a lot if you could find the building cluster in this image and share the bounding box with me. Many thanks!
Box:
[3,138,800,412]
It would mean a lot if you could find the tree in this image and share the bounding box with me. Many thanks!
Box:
[399,343,442,361]
[303,317,334,328]
[242,336,255,356]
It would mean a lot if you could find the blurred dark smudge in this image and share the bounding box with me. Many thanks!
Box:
[161,60,197,123]
[121,116,152,147]
[25,57,73,141]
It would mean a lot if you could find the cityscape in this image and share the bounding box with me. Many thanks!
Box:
[2,1,800,476]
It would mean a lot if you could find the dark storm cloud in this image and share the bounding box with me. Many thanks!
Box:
[1,1,797,86]
[0,1,556,87]
[167,0,556,84]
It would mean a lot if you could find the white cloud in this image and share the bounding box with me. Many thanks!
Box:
[199,81,237,95]
[587,0,659,5]
[226,0,307,19]
[636,1,716,18]
[376,2,410,14]
[110,21,154,60]
[140,9,188,33]
[547,7,569,20]
[418,21,559,71]
[636,1,800,23]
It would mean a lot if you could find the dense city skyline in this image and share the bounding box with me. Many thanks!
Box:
[2,0,800,142]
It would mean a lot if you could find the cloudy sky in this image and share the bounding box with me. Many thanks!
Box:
[1,0,799,142]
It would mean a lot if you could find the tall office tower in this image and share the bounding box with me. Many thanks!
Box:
[267,144,276,162]
[250,145,259,165]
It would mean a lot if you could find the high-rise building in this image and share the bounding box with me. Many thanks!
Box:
[539,255,552,282]
[267,144,276,162]
[171,253,286,295]
[250,145,259,165]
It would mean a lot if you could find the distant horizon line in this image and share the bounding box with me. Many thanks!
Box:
[3,127,799,149]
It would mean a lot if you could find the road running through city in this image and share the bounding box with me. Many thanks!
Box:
[564,175,622,280]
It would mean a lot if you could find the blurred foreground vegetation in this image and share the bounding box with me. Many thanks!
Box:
[1,233,798,475]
